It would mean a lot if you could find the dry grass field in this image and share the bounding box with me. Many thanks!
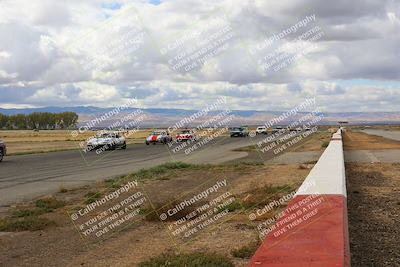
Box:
[0,161,310,267]
[0,130,153,155]
[0,128,252,155]
[343,130,400,150]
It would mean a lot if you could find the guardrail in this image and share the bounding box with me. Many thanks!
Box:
[248,129,350,267]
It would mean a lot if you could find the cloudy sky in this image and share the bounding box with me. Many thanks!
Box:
[0,0,399,112]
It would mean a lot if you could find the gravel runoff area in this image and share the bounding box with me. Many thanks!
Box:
[344,130,400,267]
[346,163,400,267]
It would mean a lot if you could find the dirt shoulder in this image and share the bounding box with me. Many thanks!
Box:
[291,131,332,152]
[230,130,331,164]
[343,130,400,150]
[346,163,400,267]
[344,129,400,267]
[0,162,310,267]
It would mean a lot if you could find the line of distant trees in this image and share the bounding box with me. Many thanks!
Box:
[0,112,79,130]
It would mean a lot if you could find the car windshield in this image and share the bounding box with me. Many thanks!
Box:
[181,130,191,134]
[232,127,242,131]
[97,133,112,138]
[152,131,162,135]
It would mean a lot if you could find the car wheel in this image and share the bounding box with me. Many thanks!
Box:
[121,142,127,149]
[0,149,3,162]
[146,141,149,145]
[110,144,116,150]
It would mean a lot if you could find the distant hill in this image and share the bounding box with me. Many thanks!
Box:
[1,106,399,127]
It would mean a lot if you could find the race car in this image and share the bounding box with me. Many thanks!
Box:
[256,126,267,135]
[176,129,196,142]
[146,130,172,145]
[230,126,249,137]
[272,126,284,133]
[86,132,126,151]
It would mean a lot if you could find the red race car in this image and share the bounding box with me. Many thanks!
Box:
[146,130,172,145]
[176,130,196,142]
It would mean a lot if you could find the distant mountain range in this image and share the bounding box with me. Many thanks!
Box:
[1,106,399,127]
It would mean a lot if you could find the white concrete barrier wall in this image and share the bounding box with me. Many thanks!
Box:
[296,129,347,196]
[248,128,351,266]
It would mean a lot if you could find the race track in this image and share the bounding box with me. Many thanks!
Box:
[0,135,268,206]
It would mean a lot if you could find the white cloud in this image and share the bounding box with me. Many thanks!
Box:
[0,0,399,111]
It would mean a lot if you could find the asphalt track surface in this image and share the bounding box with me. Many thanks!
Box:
[0,135,270,206]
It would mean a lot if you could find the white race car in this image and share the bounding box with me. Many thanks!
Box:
[176,129,196,142]
[256,126,267,135]
[146,131,172,145]
[87,132,126,151]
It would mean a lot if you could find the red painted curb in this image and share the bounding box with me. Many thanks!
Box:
[248,195,350,267]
